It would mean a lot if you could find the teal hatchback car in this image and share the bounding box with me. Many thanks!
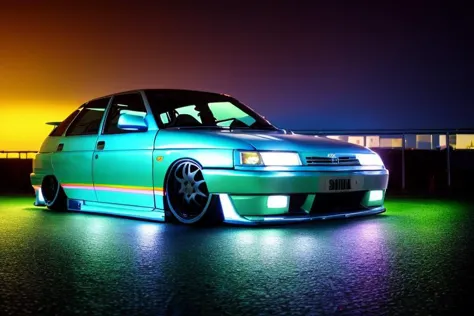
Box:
[31,89,389,225]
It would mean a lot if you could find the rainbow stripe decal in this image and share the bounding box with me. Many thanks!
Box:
[61,183,164,195]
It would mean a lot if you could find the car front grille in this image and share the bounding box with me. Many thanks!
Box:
[311,191,367,214]
[305,155,360,166]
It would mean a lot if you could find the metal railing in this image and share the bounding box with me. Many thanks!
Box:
[1,128,474,189]
[292,128,474,136]
[0,151,37,159]
[293,128,474,190]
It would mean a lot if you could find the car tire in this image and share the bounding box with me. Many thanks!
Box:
[165,159,223,225]
[41,176,68,211]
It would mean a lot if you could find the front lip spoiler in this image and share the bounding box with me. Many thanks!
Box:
[219,194,385,225]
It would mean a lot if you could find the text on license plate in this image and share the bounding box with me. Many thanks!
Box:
[328,178,351,191]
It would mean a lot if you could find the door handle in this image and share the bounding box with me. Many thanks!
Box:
[57,143,64,152]
[96,141,105,150]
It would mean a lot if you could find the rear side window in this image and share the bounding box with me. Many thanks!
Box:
[49,109,81,136]
[103,93,147,134]
[65,98,110,136]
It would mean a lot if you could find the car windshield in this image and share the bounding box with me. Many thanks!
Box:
[144,90,277,130]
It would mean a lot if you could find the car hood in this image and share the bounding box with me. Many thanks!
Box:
[156,129,373,155]
[222,131,371,154]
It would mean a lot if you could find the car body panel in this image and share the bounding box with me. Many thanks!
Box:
[66,199,165,222]
[92,131,157,207]
[211,132,372,153]
[51,135,99,201]
[202,169,388,195]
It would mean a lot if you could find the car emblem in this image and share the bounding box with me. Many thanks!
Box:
[327,153,339,164]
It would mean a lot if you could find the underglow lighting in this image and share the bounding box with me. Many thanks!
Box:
[35,188,45,206]
[267,195,289,208]
[369,190,384,202]
[263,217,286,221]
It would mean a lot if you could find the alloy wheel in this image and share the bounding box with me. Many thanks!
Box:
[166,160,212,224]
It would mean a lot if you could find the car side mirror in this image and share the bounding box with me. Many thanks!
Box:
[117,113,148,131]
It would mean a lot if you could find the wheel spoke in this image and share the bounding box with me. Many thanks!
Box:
[189,193,201,207]
[194,179,205,187]
[174,165,183,182]
[184,193,192,204]
[189,168,199,181]
[186,162,192,179]
[195,190,207,198]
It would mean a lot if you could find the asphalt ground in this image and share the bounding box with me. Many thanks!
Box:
[1,195,473,315]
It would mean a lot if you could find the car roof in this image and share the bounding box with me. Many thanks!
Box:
[87,88,232,103]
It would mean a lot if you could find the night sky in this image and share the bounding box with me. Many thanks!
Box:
[0,0,472,150]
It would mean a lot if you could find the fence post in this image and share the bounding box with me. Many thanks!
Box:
[446,132,451,188]
[402,133,406,191]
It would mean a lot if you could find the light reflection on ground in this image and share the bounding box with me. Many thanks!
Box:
[0,196,473,315]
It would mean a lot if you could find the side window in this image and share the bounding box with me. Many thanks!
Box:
[103,93,147,134]
[65,98,110,136]
[49,109,81,136]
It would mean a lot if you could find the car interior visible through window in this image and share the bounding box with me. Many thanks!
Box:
[144,91,276,130]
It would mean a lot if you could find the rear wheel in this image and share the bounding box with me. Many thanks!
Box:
[41,176,67,211]
[165,159,222,225]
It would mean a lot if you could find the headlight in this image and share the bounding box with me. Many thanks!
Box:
[239,151,301,166]
[356,153,384,166]
[240,152,263,165]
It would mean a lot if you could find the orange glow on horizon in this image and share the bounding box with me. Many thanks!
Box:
[0,102,78,151]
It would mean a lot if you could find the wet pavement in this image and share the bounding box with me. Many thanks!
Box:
[1,195,473,315]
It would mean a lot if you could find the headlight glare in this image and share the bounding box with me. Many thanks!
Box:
[356,153,384,166]
[260,152,301,166]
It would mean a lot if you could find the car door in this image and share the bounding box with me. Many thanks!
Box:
[92,92,157,208]
[51,98,110,201]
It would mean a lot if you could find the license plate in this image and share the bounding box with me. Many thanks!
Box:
[328,178,352,191]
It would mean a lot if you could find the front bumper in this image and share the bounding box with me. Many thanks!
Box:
[202,168,389,224]
[219,193,385,224]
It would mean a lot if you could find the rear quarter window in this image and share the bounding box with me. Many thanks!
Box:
[65,98,110,136]
[49,109,81,136]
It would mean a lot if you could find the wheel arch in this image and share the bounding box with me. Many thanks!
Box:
[161,157,223,225]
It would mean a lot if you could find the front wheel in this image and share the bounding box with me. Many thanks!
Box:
[165,159,222,225]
